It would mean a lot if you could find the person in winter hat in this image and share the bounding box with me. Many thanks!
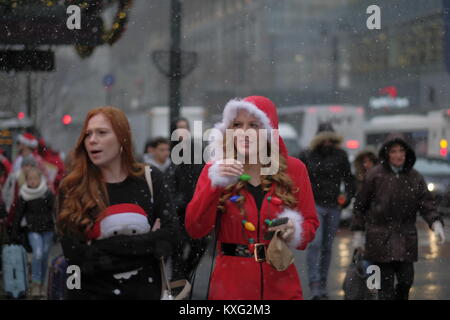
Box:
[12,132,39,173]
[57,106,180,300]
[298,122,356,299]
[11,167,55,298]
[2,155,39,228]
[10,132,52,195]
[352,137,445,300]
[185,96,319,300]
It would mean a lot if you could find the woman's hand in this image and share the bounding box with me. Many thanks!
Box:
[152,218,161,232]
[218,159,244,178]
[267,219,295,242]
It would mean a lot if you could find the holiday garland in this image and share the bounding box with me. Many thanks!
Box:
[71,0,134,58]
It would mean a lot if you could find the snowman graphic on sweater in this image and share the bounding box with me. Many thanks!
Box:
[87,203,154,280]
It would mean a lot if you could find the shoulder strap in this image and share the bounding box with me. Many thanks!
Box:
[144,165,154,203]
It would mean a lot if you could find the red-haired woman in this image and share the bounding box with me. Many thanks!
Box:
[57,106,179,300]
[185,96,319,300]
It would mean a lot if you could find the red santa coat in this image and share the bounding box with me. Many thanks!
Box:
[185,96,319,300]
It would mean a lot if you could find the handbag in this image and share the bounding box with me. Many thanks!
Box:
[143,165,192,300]
[342,249,377,300]
[160,257,192,300]
[265,230,294,271]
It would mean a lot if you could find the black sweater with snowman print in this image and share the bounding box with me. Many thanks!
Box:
[60,167,180,300]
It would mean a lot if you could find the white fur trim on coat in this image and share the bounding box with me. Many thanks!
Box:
[208,160,240,188]
[278,208,304,249]
[214,99,272,133]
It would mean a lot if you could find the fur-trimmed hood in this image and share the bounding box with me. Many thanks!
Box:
[309,131,343,151]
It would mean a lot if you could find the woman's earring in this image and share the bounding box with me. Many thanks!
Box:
[120,146,123,154]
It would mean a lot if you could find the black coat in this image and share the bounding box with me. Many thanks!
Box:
[299,145,355,208]
[352,138,443,263]
[59,168,181,300]
[12,190,55,235]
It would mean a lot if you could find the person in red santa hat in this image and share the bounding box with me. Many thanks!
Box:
[12,132,39,173]
[185,96,319,300]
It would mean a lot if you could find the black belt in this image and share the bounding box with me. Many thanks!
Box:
[221,243,267,262]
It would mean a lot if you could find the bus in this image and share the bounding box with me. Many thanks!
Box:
[364,109,450,159]
[277,105,365,159]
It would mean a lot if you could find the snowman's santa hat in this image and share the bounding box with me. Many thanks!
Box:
[18,132,38,148]
[87,203,149,240]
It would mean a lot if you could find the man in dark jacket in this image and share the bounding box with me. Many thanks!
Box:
[352,137,445,300]
[169,118,208,284]
[299,122,356,299]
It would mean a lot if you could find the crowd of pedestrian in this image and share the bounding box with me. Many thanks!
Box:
[0,96,447,301]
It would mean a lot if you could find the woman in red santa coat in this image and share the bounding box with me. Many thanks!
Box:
[185,96,319,300]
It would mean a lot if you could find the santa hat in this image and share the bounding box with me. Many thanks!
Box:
[212,96,288,157]
[207,96,289,187]
[18,133,38,148]
[87,203,150,240]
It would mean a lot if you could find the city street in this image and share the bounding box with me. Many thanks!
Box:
[1,0,450,303]
[1,217,448,300]
[191,217,450,300]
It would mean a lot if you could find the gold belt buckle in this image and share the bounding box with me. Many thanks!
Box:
[254,243,266,262]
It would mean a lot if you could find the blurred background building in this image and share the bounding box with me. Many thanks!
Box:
[1,0,450,155]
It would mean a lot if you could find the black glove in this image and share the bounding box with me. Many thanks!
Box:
[153,239,173,259]
[93,229,175,257]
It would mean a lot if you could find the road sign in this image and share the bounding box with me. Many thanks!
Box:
[103,74,115,88]
[0,6,103,46]
[0,50,54,72]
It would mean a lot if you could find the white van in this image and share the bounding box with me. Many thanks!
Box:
[278,122,301,157]
[277,105,365,159]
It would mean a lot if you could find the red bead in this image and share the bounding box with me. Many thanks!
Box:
[270,196,282,205]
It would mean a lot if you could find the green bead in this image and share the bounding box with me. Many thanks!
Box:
[242,220,247,225]
[264,219,272,225]
[267,196,272,201]
[248,238,255,244]
[239,174,251,181]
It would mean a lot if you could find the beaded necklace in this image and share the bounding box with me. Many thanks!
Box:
[229,174,284,253]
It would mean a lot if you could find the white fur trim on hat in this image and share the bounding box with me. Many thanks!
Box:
[98,212,150,239]
[278,208,304,249]
[208,160,240,188]
[18,133,38,148]
[215,99,273,133]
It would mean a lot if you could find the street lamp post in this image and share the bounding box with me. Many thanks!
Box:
[169,0,182,135]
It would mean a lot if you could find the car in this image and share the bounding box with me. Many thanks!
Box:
[414,157,450,217]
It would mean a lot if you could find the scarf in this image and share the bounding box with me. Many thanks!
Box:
[20,177,48,201]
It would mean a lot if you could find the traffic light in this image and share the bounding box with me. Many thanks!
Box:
[62,114,72,125]
[17,112,25,120]
[440,139,448,157]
